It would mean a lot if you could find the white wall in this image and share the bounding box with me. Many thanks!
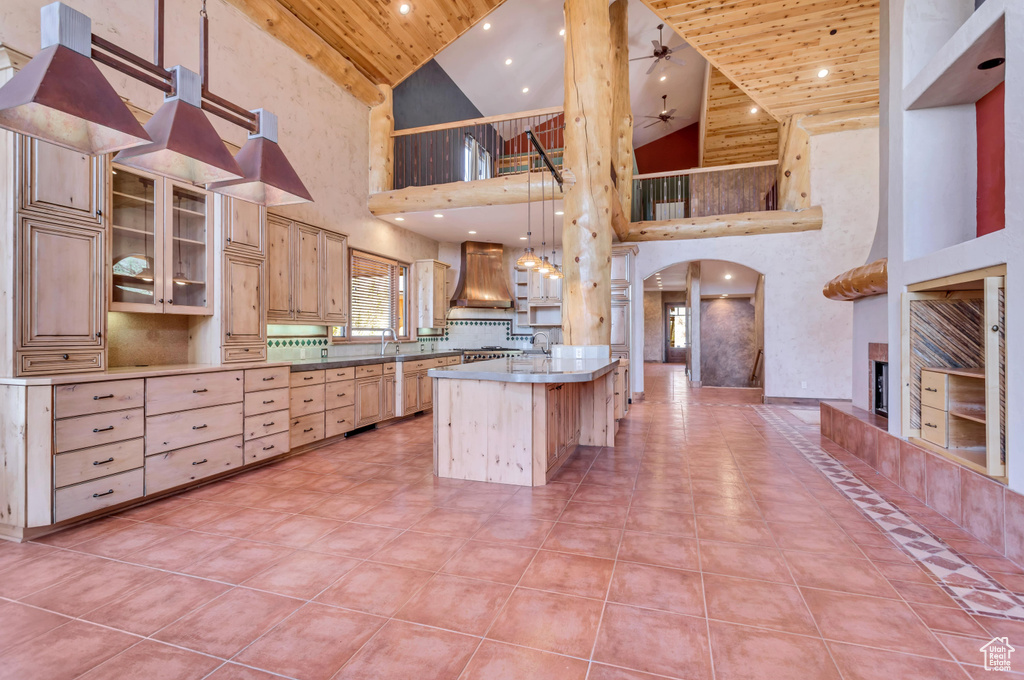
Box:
[0,0,438,265]
[852,295,888,410]
[631,127,881,400]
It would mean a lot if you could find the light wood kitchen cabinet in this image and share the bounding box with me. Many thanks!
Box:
[324,231,348,324]
[266,214,348,326]
[546,383,580,470]
[413,259,450,329]
[528,269,562,302]
[355,375,384,427]
[108,165,214,315]
[384,374,396,419]
[19,137,103,225]
[295,223,322,321]
[610,300,629,354]
[224,197,264,257]
[145,436,244,495]
[266,215,293,320]
[223,255,265,347]
[418,372,433,411]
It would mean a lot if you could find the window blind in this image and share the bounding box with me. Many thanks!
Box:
[350,250,398,336]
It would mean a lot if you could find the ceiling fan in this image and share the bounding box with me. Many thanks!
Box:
[630,23,685,75]
[642,95,677,129]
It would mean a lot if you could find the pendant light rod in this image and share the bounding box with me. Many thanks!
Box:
[154,0,165,67]
[197,0,258,131]
[91,46,172,94]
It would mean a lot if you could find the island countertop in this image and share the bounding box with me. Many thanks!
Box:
[428,356,619,383]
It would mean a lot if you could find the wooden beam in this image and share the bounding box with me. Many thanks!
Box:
[222,0,384,107]
[368,84,394,194]
[562,0,615,347]
[392,106,564,137]
[822,258,887,301]
[698,62,711,166]
[777,115,810,210]
[609,0,633,223]
[623,206,823,241]
[800,107,880,135]
[367,172,575,215]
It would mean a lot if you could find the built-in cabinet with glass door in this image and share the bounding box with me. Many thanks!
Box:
[109,165,214,315]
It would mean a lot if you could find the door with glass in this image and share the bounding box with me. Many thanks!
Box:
[110,166,162,312]
[665,304,688,364]
[163,181,212,314]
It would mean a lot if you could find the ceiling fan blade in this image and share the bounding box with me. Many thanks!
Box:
[643,120,661,128]
[666,109,677,117]
[646,60,659,75]
[665,57,686,68]
[629,55,654,61]
[651,39,662,50]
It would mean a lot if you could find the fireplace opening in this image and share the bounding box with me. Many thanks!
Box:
[874,361,889,418]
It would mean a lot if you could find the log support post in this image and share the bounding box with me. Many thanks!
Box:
[369,84,394,194]
[778,115,810,210]
[609,0,633,233]
[562,0,614,347]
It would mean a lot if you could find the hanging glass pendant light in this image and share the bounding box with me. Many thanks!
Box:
[546,177,563,279]
[114,65,243,184]
[0,3,151,155]
[536,170,551,274]
[207,109,312,205]
[515,155,541,268]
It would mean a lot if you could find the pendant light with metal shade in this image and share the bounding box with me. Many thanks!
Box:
[207,109,313,205]
[515,153,541,268]
[0,3,151,155]
[546,175,564,280]
[536,169,551,274]
[113,65,243,185]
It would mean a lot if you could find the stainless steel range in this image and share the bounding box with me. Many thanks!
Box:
[462,346,523,364]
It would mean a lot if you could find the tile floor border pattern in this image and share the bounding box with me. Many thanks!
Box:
[754,405,1024,621]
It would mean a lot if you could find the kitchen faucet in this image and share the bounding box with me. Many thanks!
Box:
[380,328,397,356]
[531,331,550,354]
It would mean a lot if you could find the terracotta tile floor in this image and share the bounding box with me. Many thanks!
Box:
[0,364,1017,679]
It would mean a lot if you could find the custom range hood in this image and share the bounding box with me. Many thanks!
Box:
[450,241,515,309]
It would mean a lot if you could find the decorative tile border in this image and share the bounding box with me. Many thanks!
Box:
[436,318,532,343]
[755,405,1024,621]
[267,337,329,348]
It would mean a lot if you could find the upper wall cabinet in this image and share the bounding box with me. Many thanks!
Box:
[19,138,103,226]
[266,215,348,326]
[413,259,450,330]
[224,197,264,257]
[108,165,214,316]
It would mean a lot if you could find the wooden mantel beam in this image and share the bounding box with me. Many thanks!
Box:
[367,172,575,216]
[623,206,823,241]
[222,0,384,107]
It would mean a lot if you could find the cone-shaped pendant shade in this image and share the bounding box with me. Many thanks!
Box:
[114,66,242,184]
[208,110,312,205]
[0,4,150,154]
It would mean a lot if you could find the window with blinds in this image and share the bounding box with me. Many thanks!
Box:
[349,250,408,338]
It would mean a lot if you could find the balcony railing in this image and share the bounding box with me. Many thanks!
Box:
[392,106,564,190]
[631,160,779,222]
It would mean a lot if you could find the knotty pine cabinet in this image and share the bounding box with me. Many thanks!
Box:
[266,215,348,326]
[546,383,581,470]
[413,259,450,329]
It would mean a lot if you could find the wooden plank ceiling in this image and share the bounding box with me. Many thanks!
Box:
[267,0,504,86]
[702,67,779,167]
[644,0,880,118]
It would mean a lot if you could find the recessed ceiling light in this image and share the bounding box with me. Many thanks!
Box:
[505,58,512,65]
[660,75,667,82]
[398,3,411,15]
[978,58,1005,70]
[483,22,491,30]
[559,28,565,36]
[750,107,758,114]
[555,210,564,216]
[522,87,529,93]
[724,274,732,279]
[468,230,477,234]
[817,68,829,78]
[394,217,404,221]
[721,294,728,297]
[433,213,443,218]
[520,236,527,240]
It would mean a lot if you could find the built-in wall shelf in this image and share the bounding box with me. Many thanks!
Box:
[910,436,991,477]
[905,1,1005,110]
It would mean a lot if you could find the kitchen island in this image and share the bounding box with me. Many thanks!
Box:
[428,356,620,486]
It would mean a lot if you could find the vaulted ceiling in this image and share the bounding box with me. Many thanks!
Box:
[702,66,779,167]
[642,0,880,118]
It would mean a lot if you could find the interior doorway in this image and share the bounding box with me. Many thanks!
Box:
[665,303,688,363]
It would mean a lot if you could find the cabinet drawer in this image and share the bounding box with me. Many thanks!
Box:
[55,468,144,523]
[290,412,325,448]
[245,366,289,392]
[54,408,145,453]
[326,380,356,410]
[244,409,289,440]
[244,387,288,416]
[244,431,290,465]
[54,438,145,488]
[326,405,356,438]
[921,405,949,448]
[146,402,244,456]
[445,356,461,366]
[383,362,396,375]
[146,371,243,416]
[145,436,243,495]
[290,370,325,387]
[921,371,948,411]
[326,366,355,382]
[290,384,325,416]
[18,350,103,376]
[355,364,383,378]
[54,379,144,419]
[223,345,267,363]
[403,360,430,373]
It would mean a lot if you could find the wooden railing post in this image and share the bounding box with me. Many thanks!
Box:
[562,0,614,347]
[368,84,393,194]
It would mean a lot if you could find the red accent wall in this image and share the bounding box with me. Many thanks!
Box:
[634,123,700,174]
[503,113,564,155]
[976,81,1005,237]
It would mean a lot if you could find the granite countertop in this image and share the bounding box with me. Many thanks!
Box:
[289,350,463,372]
[427,356,619,384]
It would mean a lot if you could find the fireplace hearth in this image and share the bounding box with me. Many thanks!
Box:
[869,343,888,419]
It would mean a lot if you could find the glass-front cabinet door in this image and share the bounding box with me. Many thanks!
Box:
[108,165,213,315]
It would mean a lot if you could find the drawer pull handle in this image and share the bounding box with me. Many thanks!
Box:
[304,398,314,403]
[93,489,114,498]
[193,424,208,430]
[925,422,938,429]
[262,444,275,451]
[262,376,275,381]
[263,399,275,404]
[337,419,347,424]
[193,388,208,394]
[192,458,208,466]
[303,376,314,381]
[93,426,114,433]
[303,427,314,433]
[263,421,275,427]
[93,394,115,400]
[337,393,346,398]
[93,457,115,466]
[924,387,938,393]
